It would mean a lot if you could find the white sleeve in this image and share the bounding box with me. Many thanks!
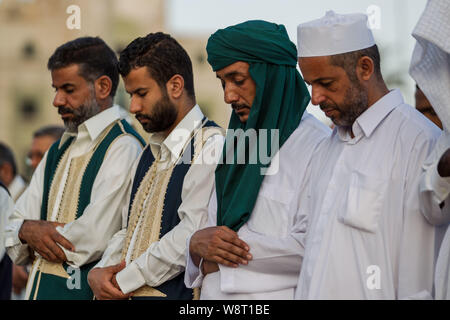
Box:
[419,131,450,226]
[5,152,47,265]
[1,188,14,260]
[399,131,440,299]
[57,135,142,267]
[116,135,224,294]
[184,191,218,289]
[218,177,309,294]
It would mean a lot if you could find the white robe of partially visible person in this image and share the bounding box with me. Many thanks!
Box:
[295,90,441,300]
[4,106,143,298]
[185,112,331,299]
[1,187,14,262]
[419,130,450,299]
[409,0,450,300]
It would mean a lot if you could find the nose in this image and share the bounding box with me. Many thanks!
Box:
[310,85,326,106]
[129,96,142,114]
[53,91,66,108]
[224,85,239,105]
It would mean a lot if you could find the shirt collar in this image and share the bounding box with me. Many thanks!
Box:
[59,105,121,148]
[149,104,205,162]
[337,89,403,142]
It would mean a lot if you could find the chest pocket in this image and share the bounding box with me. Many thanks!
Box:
[338,170,387,233]
[246,181,295,237]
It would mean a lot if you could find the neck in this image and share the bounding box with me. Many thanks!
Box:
[161,100,196,137]
[367,80,389,109]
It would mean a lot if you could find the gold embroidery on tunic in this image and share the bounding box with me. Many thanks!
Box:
[121,125,223,297]
[36,120,123,279]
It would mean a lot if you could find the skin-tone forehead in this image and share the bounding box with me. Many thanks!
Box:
[51,64,86,87]
[298,56,344,84]
[123,67,158,93]
[216,61,251,79]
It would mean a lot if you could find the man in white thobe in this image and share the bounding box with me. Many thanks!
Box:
[185,20,331,299]
[295,11,441,299]
[409,0,450,300]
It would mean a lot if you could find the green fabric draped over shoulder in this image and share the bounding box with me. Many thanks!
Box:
[207,20,311,231]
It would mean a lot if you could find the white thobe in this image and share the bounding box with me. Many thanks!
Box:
[296,90,441,300]
[4,106,143,296]
[184,112,331,299]
[8,176,27,202]
[419,130,450,299]
[1,187,14,261]
[95,105,225,295]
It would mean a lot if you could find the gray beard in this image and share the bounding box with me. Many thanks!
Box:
[329,82,369,127]
[64,95,102,133]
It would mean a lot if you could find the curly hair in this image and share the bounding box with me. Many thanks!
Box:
[47,37,119,98]
[118,32,195,100]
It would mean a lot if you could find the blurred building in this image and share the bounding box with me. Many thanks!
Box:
[0,0,229,178]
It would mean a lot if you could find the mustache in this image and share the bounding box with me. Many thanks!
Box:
[58,106,74,115]
[232,103,250,111]
[135,113,151,121]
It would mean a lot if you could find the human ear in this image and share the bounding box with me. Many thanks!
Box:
[94,75,113,100]
[357,56,374,81]
[166,74,184,99]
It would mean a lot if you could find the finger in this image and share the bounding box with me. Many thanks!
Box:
[102,281,130,300]
[52,232,75,252]
[216,227,250,251]
[213,254,239,268]
[110,261,126,273]
[38,244,62,263]
[215,247,249,265]
[219,241,252,261]
[43,237,67,262]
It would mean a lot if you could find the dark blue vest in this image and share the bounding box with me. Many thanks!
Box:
[129,120,218,300]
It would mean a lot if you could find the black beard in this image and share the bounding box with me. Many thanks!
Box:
[136,94,178,133]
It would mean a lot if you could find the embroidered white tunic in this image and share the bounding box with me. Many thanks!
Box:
[4,106,143,296]
[419,129,450,299]
[184,112,331,299]
[95,105,225,295]
[295,90,441,299]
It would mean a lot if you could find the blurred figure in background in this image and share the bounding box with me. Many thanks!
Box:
[415,84,443,130]
[11,125,64,300]
[28,125,65,171]
[0,142,27,202]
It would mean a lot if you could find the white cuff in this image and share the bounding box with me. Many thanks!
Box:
[115,261,146,294]
[428,162,450,203]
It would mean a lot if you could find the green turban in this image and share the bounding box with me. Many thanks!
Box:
[207,20,310,231]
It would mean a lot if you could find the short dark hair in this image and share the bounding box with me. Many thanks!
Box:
[329,45,382,83]
[47,37,119,98]
[0,142,17,176]
[118,32,195,100]
[33,125,65,140]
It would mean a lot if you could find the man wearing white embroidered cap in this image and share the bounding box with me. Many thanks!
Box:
[295,11,441,299]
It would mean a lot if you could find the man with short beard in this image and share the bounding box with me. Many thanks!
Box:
[87,33,225,300]
[295,11,441,299]
[185,20,330,299]
[4,37,145,300]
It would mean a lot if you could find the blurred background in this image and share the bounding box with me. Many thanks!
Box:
[0,0,427,180]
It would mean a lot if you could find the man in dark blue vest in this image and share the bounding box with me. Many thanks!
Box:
[5,37,144,300]
[88,32,224,300]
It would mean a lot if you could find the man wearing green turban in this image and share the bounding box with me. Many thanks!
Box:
[185,20,330,299]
